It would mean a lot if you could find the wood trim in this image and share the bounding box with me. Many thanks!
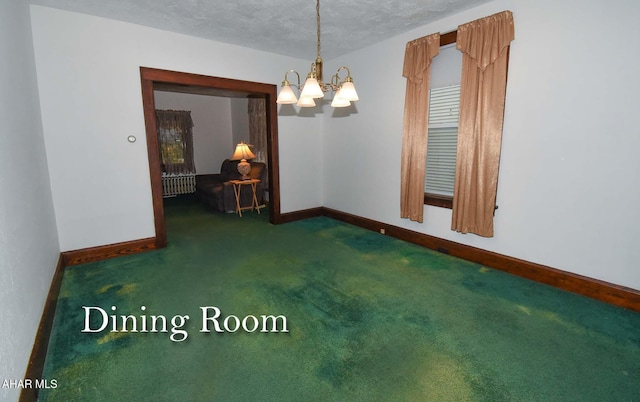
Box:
[440,30,457,46]
[264,80,282,224]
[19,255,66,402]
[139,67,282,231]
[322,207,380,231]
[140,74,166,248]
[61,237,157,266]
[320,207,640,313]
[424,193,453,209]
[422,31,457,210]
[278,207,324,224]
[140,68,275,93]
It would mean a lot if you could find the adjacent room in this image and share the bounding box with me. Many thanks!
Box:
[152,87,270,214]
[1,0,639,401]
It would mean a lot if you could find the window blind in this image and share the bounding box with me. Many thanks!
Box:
[425,84,460,196]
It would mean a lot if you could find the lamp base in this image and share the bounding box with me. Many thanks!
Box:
[237,159,251,180]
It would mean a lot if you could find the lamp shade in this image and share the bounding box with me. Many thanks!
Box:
[297,96,316,107]
[339,81,359,101]
[231,142,256,161]
[330,89,350,107]
[300,77,324,99]
[276,85,298,104]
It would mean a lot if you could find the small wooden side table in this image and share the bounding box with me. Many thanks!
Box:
[229,179,263,217]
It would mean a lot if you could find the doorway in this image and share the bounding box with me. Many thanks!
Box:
[140,67,282,248]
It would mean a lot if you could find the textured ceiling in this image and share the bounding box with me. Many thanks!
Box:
[29,0,492,60]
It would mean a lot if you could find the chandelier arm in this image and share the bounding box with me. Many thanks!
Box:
[330,73,340,91]
[335,66,352,81]
[283,69,301,89]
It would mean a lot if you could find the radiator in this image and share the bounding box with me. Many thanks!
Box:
[162,173,196,197]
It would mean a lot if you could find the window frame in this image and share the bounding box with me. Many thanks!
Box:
[424,31,458,209]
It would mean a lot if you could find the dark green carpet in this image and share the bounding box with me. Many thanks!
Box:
[39,197,640,401]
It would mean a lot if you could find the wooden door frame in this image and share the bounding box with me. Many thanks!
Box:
[140,67,282,248]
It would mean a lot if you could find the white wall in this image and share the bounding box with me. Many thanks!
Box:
[30,5,324,251]
[154,91,234,174]
[0,0,60,398]
[323,0,640,290]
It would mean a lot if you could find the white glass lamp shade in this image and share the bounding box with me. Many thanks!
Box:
[339,81,359,101]
[297,96,316,107]
[276,85,298,104]
[330,89,350,108]
[300,77,324,99]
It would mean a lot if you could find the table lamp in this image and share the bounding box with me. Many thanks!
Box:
[230,141,256,180]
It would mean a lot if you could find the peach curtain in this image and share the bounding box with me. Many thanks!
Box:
[400,33,440,222]
[451,11,514,237]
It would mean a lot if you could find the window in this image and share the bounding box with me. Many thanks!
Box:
[159,127,186,166]
[425,84,460,199]
[155,110,195,175]
[424,34,461,209]
[402,12,513,236]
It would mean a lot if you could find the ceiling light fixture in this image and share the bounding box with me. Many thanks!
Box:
[276,0,359,108]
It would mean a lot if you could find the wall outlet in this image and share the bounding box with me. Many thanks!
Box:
[380,228,385,235]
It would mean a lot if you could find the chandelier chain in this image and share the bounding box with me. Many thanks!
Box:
[316,0,321,58]
[275,0,358,108]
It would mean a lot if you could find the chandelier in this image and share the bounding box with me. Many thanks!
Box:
[275,0,359,108]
